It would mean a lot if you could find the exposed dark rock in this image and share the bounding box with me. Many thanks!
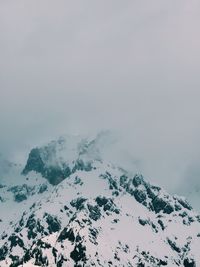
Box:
[26,214,38,240]
[0,196,4,202]
[26,214,44,240]
[9,255,22,267]
[64,205,69,211]
[108,177,118,190]
[52,247,57,262]
[74,176,83,185]
[132,174,145,187]
[196,215,200,223]
[44,213,61,234]
[87,204,101,221]
[96,196,109,207]
[23,250,31,263]
[89,228,98,244]
[104,199,117,212]
[179,211,188,218]
[96,196,120,214]
[8,184,35,202]
[56,255,67,267]
[38,184,48,194]
[159,259,168,265]
[72,159,93,172]
[70,197,87,210]
[22,146,94,185]
[70,242,87,264]
[146,185,160,200]
[137,262,145,267]
[44,166,71,185]
[100,172,118,190]
[175,204,182,211]
[120,175,128,187]
[58,227,75,243]
[0,245,8,261]
[32,247,49,266]
[138,218,149,226]
[163,203,174,214]
[22,148,45,176]
[183,258,196,267]
[134,189,147,204]
[158,219,165,230]
[22,147,71,185]
[152,196,168,214]
[8,234,24,249]
[151,222,159,233]
[177,198,192,211]
[14,193,27,202]
[167,239,181,253]
[36,239,51,249]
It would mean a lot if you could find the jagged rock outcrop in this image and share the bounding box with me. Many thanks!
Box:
[22,136,95,185]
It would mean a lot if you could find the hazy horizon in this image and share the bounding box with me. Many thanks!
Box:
[1,1,200,209]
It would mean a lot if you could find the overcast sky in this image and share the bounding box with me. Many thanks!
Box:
[1,1,200,206]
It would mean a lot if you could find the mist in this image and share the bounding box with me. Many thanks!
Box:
[1,0,200,206]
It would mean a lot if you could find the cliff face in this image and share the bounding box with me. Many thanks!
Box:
[22,135,97,185]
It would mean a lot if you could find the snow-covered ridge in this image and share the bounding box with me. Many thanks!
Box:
[0,134,199,266]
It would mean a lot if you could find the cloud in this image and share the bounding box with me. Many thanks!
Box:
[0,0,200,203]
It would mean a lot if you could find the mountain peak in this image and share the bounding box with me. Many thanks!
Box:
[22,133,110,185]
[0,134,199,266]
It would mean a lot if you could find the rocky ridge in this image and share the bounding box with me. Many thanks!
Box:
[0,134,199,266]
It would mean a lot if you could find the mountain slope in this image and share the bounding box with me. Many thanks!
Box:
[0,135,199,267]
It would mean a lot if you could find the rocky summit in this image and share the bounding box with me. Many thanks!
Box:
[0,134,200,267]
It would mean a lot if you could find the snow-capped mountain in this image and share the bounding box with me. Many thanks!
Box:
[0,134,199,267]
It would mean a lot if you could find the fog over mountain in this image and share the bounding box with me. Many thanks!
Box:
[0,133,200,266]
[1,1,200,209]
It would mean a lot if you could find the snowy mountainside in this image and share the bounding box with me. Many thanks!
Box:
[0,134,200,266]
